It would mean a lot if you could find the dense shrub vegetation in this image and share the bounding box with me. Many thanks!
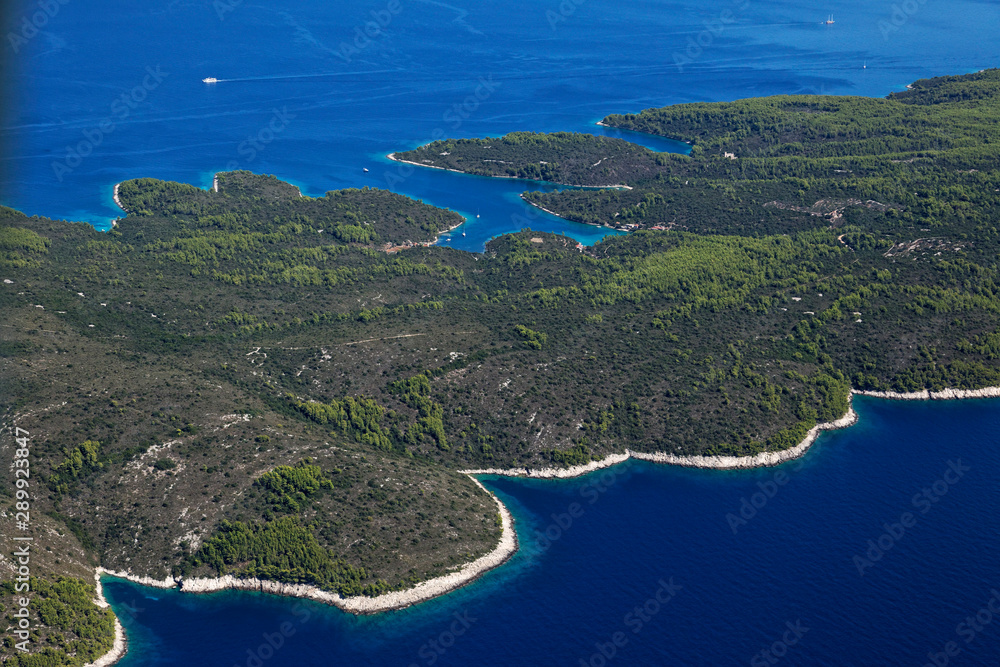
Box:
[194,517,390,596]
[4,71,1000,661]
[0,578,115,667]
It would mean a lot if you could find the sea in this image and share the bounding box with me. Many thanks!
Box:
[102,397,1000,666]
[4,0,1000,664]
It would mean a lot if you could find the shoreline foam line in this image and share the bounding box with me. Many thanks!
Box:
[595,120,694,148]
[518,194,620,233]
[384,211,466,252]
[386,152,633,191]
[83,570,127,667]
[110,183,127,228]
[854,387,1000,400]
[85,385,1000,665]
[90,479,517,621]
[113,173,455,249]
[461,402,859,476]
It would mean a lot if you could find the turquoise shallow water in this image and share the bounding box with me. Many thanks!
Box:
[3,0,997,249]
[6,0,1000,663]
[103,397,1000,666]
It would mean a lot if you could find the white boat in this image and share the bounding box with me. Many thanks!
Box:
[202,77,218,84]
[825,14,834,24]
[363,167,369,172]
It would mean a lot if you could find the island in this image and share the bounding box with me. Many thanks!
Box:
[3,71,1000,665]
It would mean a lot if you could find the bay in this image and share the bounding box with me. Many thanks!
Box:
[3,0,997,249]
[5,0,1000,664]
[103,396,1000,666]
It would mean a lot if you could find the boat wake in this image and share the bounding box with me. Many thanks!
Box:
[200,70,407,85]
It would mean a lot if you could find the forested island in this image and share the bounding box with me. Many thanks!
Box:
[4,70,1000,664]
[397,69,1000,235]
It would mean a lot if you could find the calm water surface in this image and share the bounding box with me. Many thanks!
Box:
[3,0,997,249]
[6,0,1000,664]
[103,397,1000,666]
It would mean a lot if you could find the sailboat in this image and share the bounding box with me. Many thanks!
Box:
[825,14,835,24]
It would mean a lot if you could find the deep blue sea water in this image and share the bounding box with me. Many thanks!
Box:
[3,0,997,249]
[5,0,1000,664]
[102,397,1000,666]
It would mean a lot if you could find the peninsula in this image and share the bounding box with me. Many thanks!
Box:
[3,70,1000,666]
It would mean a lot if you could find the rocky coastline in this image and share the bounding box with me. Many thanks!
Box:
[92,478,516,620]
[112,183,126,213]
[83,570,127,667]
[630,405,858,469]
[386,152,633,190]
[464,404,859,476]
[175,475,517,614]
[854,387,1000,400]
[87,385,999,665]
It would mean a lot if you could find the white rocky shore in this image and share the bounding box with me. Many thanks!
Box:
[84,570,127,667]
[93,478,517,616]
[631,406,858,469]
[463,406,858,474]
[460,451,631,478]
[178,476,517,613]
[387,152,633,190]
[112,183,126,213]
[854,387,1000,401]
[96,569,175,589]
[88,385,1000,664]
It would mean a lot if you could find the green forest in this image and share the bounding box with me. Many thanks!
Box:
[399,69,1000,237]
[4,70,1000,662]
[0,578,115,667]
